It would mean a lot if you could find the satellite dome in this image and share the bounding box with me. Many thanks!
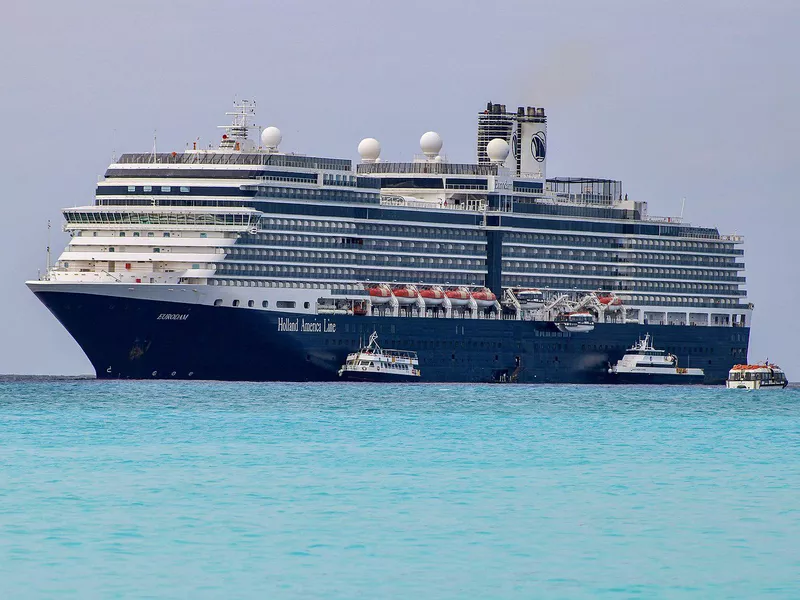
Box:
[261,126,282,150]
[357,137,381,162]
[486,138,510,162]
[420,131,443,157]
[433,155,443,163]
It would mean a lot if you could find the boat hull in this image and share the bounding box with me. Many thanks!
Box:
[725,380,787,389]
[339,370,420,383]
[32,288,750,384]
[609,373,706,385]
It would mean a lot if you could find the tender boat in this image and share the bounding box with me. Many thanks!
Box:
[555,311,595,333]
[338,331,421,382]
[726,363,788,389]
[608,334,704,384]
[515,288,545,309]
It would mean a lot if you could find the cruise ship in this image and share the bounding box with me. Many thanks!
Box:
[27,100,751,383]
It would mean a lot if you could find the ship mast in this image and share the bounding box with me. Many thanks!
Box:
[218,99,256,150]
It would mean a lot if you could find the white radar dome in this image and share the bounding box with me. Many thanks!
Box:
[261,126,282,150]
[486,138,510,162]
[357,137,381,162]
[420,131,443,157]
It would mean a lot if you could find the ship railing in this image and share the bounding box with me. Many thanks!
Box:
[116,152,351,171]
[357,162,499,176]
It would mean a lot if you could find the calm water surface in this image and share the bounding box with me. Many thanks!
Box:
[1,379,798,598]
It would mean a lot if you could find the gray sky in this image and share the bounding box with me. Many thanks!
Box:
[1,0,797,375]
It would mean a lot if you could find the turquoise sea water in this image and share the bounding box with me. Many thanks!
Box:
[1,379,798,599]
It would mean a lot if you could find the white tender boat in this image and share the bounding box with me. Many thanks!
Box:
[555,312,595,333]
[338,331,420,382]
[608,334,705,384]
[515,288,545,309]
[726,363,788,389]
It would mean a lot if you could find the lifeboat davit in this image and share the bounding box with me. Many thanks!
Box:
[471,288,497,308]
[446,288,471,306]
[392,286,419,305]
[368,284,392,305]
[419,288,445,306]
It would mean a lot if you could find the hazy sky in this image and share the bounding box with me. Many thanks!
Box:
[1,0,797,375]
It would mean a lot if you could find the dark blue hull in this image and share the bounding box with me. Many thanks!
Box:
[608,373,706,385]
[34,291,749,384]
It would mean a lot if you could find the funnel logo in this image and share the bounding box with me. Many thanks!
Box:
[531,131,546,162]
[511,134,518,159]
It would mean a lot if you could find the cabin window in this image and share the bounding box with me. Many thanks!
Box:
[248,300,254,307]
[262,300,269,308]
[119,232,126,237]
[163,232,170,238]
[200,233,207,238]
[133,232,140,237]
[161,186,171,192]
[153,248,160,253]
[143,186,152,192]
[232,300,240,307]
[304,302,310,309]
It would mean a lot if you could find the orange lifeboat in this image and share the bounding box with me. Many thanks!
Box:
[419,288,444,306]
[597,294,623,312]
[368,284,392,305]
[471,288,497,308]
[445,288,471,306]
[392,286,419,305]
